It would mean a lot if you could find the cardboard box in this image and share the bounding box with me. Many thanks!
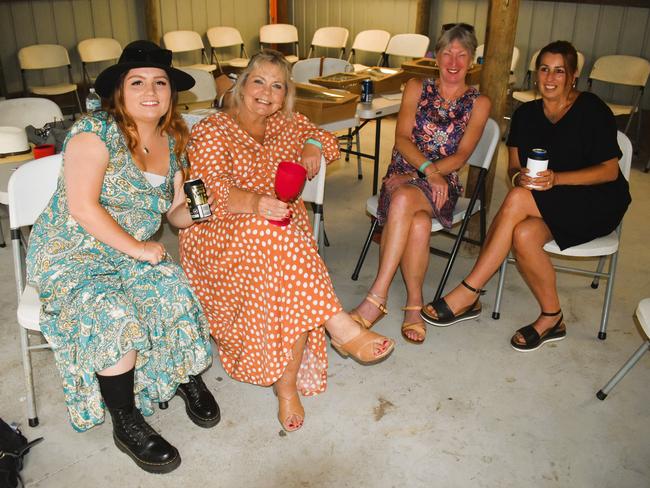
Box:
[356,67,407,94]
[294,83,359,124]
[308,72,369,94]
[401,58,482,85]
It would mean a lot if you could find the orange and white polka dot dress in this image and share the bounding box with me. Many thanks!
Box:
[179,111,341,396]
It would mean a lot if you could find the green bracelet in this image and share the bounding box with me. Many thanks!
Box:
[418,160,432,173]
[305,138,322,149]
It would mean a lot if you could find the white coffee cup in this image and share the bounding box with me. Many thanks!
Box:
[525,149,548,189]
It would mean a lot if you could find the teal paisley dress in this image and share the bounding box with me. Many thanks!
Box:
[26,112,212,432]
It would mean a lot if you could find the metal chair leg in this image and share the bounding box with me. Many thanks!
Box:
[0,219,5,248]
[492,259,508,320]
[598,251,619,340]
[345,128,352,162]
[597,340,649,400]
[591,255,607,289]
[20,327,39,426]
[351,219,377,280]
[355,129,362,180]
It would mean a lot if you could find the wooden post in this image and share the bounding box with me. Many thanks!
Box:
[415,0,431,37]
[465,0,519,243]
[144,0,162,45]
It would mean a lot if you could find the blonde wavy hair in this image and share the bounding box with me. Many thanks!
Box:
[232,49,296,117]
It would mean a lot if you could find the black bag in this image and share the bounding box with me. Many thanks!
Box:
[25,119,73,153]
[0,418,43,488]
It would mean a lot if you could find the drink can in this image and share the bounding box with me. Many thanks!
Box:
[526,148,549,189]
[183,178,212,220]
[361,79,373,104]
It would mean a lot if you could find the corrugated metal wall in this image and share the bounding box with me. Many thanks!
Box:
[0,0,266,96]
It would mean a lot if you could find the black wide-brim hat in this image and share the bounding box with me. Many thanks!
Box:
[94,40,196,98]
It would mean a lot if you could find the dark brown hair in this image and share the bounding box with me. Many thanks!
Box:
[535,40,578,77]
[106,70,189,162]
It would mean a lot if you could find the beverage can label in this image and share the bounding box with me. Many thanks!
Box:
[183,178,212,220]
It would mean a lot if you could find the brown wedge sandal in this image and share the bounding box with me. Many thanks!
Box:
[331,328,395,365]
[273,385,304,432]
[349,292,388,329]
[401,306,427,344]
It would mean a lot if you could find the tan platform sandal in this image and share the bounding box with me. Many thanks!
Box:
[401,306,427,344]
[331,328,395,365]
[349,292,388,329]
[273,385,304,432]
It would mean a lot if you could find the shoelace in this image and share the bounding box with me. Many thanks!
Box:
[181,376,206,402]
[114,409,156,447]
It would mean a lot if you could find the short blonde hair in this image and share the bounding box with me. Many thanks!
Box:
[232,49,295,117]
[434,23,478,60]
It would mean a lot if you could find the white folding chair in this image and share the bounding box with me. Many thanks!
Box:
[347,30,391,72]
[163,30,217,73]
[178,68,217,111]
[475,44,520,85]
[492,131,633,340]
[291,57,352,83]
[301,156,327,253]
[18,44,83,114]
[0,97,63,129]
[588,55,650,146]
[307,27,349,59]
[259,24,300,64]
[383,34,429,67]
[77,37,122,86]
[351,118,500,303]
[597,298,650,400]
[9,153,63,427]
[513,50,585,104]
[206,26,250,72]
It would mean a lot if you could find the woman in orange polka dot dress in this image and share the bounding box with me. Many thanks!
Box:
[180,50,395,432]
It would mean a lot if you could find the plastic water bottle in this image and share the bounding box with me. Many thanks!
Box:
[85,88,101,113]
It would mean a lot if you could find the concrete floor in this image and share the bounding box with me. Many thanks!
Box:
[1,116,649,487]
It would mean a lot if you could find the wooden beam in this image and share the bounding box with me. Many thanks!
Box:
[144,0,162,45]
[465,0,520,242]
[415,0,431,37]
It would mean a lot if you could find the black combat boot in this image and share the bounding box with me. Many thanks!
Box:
[176,375,221,428]
[97,368,180,473]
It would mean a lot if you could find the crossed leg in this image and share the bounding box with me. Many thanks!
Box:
[351,185,433,338]
[423,187,556,334]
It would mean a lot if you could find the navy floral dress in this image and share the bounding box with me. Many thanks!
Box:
[26,112,212,432]
[377,79,479,226]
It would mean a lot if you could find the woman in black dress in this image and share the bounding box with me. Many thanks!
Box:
[420,40,631,351]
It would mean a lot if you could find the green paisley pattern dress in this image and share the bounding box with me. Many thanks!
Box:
[26,112,212,432]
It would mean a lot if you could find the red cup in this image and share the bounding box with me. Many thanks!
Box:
[269,161,306,226]
[33,144,55,159]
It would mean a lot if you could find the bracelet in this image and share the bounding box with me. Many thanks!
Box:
[418,160,432,173]
[137,242,146,261]
[511,171,521,187]
[304,138,322,150]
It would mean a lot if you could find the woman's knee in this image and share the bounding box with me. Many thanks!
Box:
[411,210,432,234]
[512,219,546,253]
[500,187,532,216]
[388,186,421,217]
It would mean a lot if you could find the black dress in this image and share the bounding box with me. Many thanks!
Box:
[507,92,631,250]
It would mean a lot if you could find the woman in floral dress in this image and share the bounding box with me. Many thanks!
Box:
[349,24,491,344]
[180,50,394,433]
[26,41,219,474]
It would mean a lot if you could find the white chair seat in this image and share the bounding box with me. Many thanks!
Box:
[221,57,249,68]
[18,284,41,331]
[605,102,634,116]
[353,63,370,72]
[284,54,299,64]
[637,298,650,335]
[543,231,619,257]
[512,89,539,103]
[31,83,78,96]
[366,194,481,233]
[184,63,217,73]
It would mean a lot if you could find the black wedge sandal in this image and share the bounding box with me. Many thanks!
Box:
[420,280,483,327]
[511,310,566,352]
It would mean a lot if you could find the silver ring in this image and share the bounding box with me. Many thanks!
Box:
[266,210,271,216]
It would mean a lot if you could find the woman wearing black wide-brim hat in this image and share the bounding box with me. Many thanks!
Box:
[25,40,220,474]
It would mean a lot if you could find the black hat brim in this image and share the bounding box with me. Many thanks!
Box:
[94,61,196,98]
